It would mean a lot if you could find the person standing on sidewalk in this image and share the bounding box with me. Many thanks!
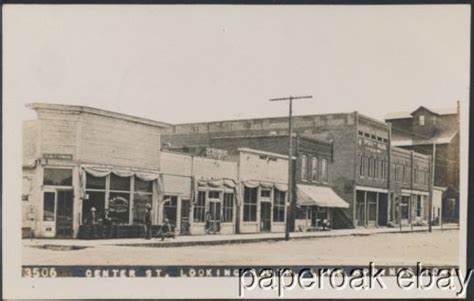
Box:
[144,204,152,240]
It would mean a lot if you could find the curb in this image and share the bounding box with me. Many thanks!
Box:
[25,227,459,250]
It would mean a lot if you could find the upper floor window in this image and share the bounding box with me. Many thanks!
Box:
[321,159,328,182]
[301,155,308,181]
[311,157,319,182]
[419,115,425,126]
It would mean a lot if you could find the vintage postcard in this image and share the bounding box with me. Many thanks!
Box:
[2,3,471,299]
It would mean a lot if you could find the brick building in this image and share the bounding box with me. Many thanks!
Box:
[385,104,460,223]
[22,103,170,238]
[162,111,433,228]
[165,134,349,230]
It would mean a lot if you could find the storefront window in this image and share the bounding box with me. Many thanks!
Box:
[83,173,106,224]
[43,192,55,221]
[416,195,422,217]
[109,192,130,224]
[108,174,131,224]
[273,189,286,222]
[193,191,206,222]
[222,193,234,223]
[44,168,72,186]
[243,187,258,222]
[163,196,178,227]
[133,178,153,224]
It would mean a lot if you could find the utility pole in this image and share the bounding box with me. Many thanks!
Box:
[429,143,436,232]
[269,95,313,241]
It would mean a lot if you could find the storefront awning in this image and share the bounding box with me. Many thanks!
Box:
[297,184,349,208]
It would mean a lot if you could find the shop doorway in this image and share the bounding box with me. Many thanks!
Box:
[43,189,74,238]
[180,199,190,235]
[378,193,388,226]
[260,202,272,232]
[208,201,221,233]
[163,196,178,228]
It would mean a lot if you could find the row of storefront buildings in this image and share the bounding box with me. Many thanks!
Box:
[22,103,457,238]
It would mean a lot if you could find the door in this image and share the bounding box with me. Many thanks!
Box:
[260,202,271,232]
[378,193,388,226]
[163,196,178,228]
[180,199,190,235]
[56,190,74,238]
[209,201,221,233]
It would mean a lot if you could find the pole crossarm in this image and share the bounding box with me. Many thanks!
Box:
[269,95,313,102]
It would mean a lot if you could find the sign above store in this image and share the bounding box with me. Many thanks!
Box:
[43,153,73,160]
[205,147,228,159]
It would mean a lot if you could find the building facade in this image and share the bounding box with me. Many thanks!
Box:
[22,103,169,238]
[162,112,433,228]
[385,105,460,223]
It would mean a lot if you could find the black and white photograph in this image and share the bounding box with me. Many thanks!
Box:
[2,3,471,299]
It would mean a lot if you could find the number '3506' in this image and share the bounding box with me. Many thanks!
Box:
[23,267,57,277]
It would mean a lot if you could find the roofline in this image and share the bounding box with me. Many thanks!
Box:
[26,103,171,128]
[238,147,296,160]
[411,106,440,116]
[210,133,333,145]
[172,111,358,127]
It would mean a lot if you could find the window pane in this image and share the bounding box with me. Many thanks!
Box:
[43,168,72,186]
[260,189,271,198]
[109,192,130,224]
[82,191,106,224]
[301,155,307,179]
[110,174,131,191]
[43,192,55,221]
[312,157,318,181]
[86,173,106,190]
[209,191,220,199]
[133,193,152,224]
[135,178,153,193]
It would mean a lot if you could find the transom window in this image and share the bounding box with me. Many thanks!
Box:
[43,168,73,186]
[260,189,271,198]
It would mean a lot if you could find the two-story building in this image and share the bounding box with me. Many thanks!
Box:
[22,103,170,238]
[162,112,416,229]
[385,104,460,223]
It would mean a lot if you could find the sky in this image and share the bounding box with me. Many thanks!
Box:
[3,5,471,124]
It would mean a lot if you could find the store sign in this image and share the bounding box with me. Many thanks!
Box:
[205,147,228,159]
[360,139,387,154]
[109,196,129,214]
[43,153,73,160]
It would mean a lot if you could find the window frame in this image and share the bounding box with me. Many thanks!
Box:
[273,189,286,223]
[321,158,328,183]
[301,155,308,181]
[311,156,319,182]
[193,190,207,223]
[222,192,234,223]
[243,187,258,223]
